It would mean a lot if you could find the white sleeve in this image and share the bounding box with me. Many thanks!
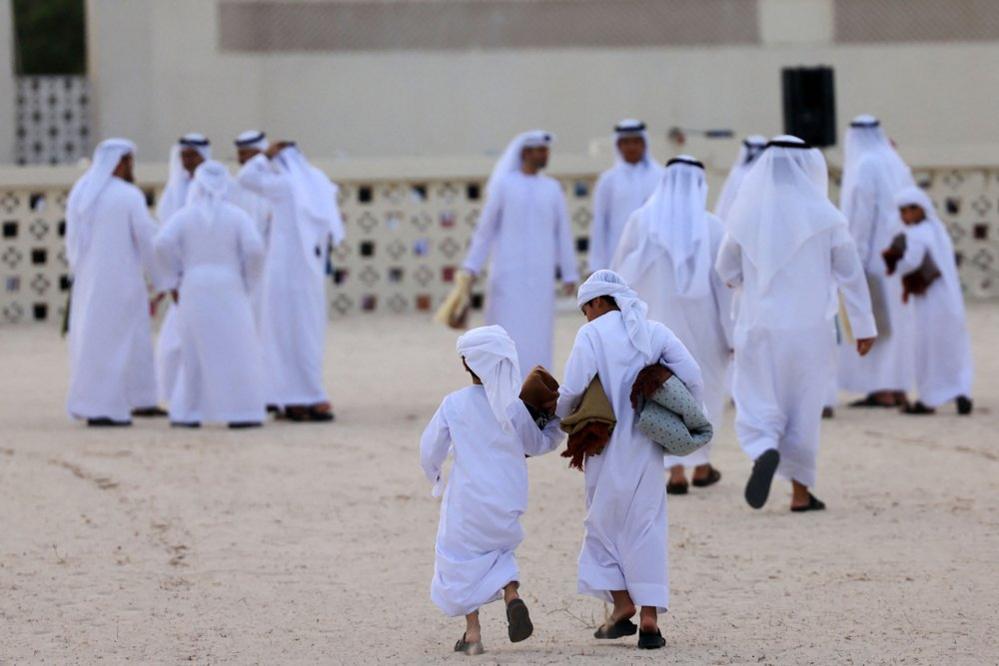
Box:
[419,402,452,497]
[588,172,613,272]
[609,212,641,272]
[708,218,735,350]
[237,154,291,202]
[130,189,172,291]
[656,325,705,405]
[513,402,564,457]
[895,227,930,276]
[236,210,266,293]
[831,225,877,340]
[843,167,879,267]
[554,185,579,284]
[462,188,502,276]
[715,232,743,288]
[556,330,598,418]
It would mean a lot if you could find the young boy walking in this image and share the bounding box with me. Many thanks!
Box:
[420,325,563,655]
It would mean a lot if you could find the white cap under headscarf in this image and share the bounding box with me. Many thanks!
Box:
[187,160,231,223]
[485,129,553,197]
[613,119,653,166]
[234,130,269,152]
[894,185,964,310]
[157,133,211,222]
[456,325,522,432]
[615,155,711,298]
[727,135,844,295]
[65,137,136,268]
[714,134,767,220]
[841,115,913,211]
[577,270,652,358]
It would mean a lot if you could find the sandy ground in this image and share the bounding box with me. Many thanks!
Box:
[0,305,997,665]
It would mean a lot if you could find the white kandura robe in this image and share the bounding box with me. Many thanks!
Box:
[420,387,562,616]
[237,154,332,407]
[838,156,916,394]
[463,171,579,376]
[154,175,192,406]
[154,201,266,424]
[894,222,973,407]
[556,312,704,611]
[588,160,664,272]
[231,180,273,330]
[612,212,733,468]
[67,178,161,421]
[717,224,876,488]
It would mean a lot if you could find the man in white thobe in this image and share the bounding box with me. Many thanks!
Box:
[463,130,578,376]
[588,120,664,273]
[837,115,917,408]
[237,141,345,421]
[612,155,733,494]
[557,271,703,650]
[232,130,274,329]
[154,161,266,428]
[420,325,562,654]
[888,186,973,415]
[714,135,767,221]
[154,133,211,409]
[716,136,877,512]
[65,139,164,425]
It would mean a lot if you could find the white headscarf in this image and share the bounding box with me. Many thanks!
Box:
[234,130,269,152]
[613,119,653,166]
[485,129,553,197]
[840,115,913,211]
[894,186,964,311]
[577,270,652,358]
[65,137,136,268]
[187,160,231,224]
[456,325,522,432]
[157,133,211,222]
[727,135,845,295]
[714,134,767,220]
[615,155,711,298]
[272,144,345,268]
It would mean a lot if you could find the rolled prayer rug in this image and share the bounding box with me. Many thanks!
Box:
[636,375,713,457]
[560,376,616,470]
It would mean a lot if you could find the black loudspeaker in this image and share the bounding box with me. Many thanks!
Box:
[782,66,836,147]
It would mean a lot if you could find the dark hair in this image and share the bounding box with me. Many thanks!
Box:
[461,358,481,383]
[586,295,619,310]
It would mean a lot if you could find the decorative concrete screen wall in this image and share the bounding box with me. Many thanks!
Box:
[0,161,996,327]
[15,76,91,166]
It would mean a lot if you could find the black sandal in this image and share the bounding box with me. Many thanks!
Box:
[957,396,973,415]
[454,632,485,655]
[86,417,131,427]
[594,618,637,639]
[506,598,533,643]
[638,628,666,650]
[131,406,167,418]
[791,493,826,513]
[692,466,721,488]
[666,481,688,495]
[902,401,935,415]
[848,395,895,408]
[745,449,780,509]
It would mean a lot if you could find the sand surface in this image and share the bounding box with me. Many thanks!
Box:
[1,306,997,664]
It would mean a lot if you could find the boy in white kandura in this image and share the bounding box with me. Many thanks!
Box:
[420,325,563,655]
[557,270,704,650]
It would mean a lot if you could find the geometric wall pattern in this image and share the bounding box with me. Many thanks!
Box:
[15,76,91,166]
[0,166,996,326]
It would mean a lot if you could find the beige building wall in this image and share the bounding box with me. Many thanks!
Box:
[85,0,999,162]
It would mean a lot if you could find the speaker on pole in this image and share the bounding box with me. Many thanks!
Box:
[782,66,836,147]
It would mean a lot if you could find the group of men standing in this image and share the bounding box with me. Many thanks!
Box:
[65,132,345,427]
[462,116,974,509]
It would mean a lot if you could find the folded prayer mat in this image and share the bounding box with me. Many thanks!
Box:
[520,365,559,428]
[636,375,713,457]
[560,376,616,471]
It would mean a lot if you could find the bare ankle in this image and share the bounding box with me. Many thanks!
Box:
[639,606,658,632]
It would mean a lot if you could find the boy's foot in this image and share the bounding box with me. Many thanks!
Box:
[131,406,167,418]
[956,396,973,415]
[505,598,533,643]
[637,628,666,650]
[902,401,935,415]
[821,406,835,419]
[454,633,485,656]
[745,449,780,509]
[791,493,826,513]
[691,465,721,488]
[594,618,637,639]
[87,417,131,427]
